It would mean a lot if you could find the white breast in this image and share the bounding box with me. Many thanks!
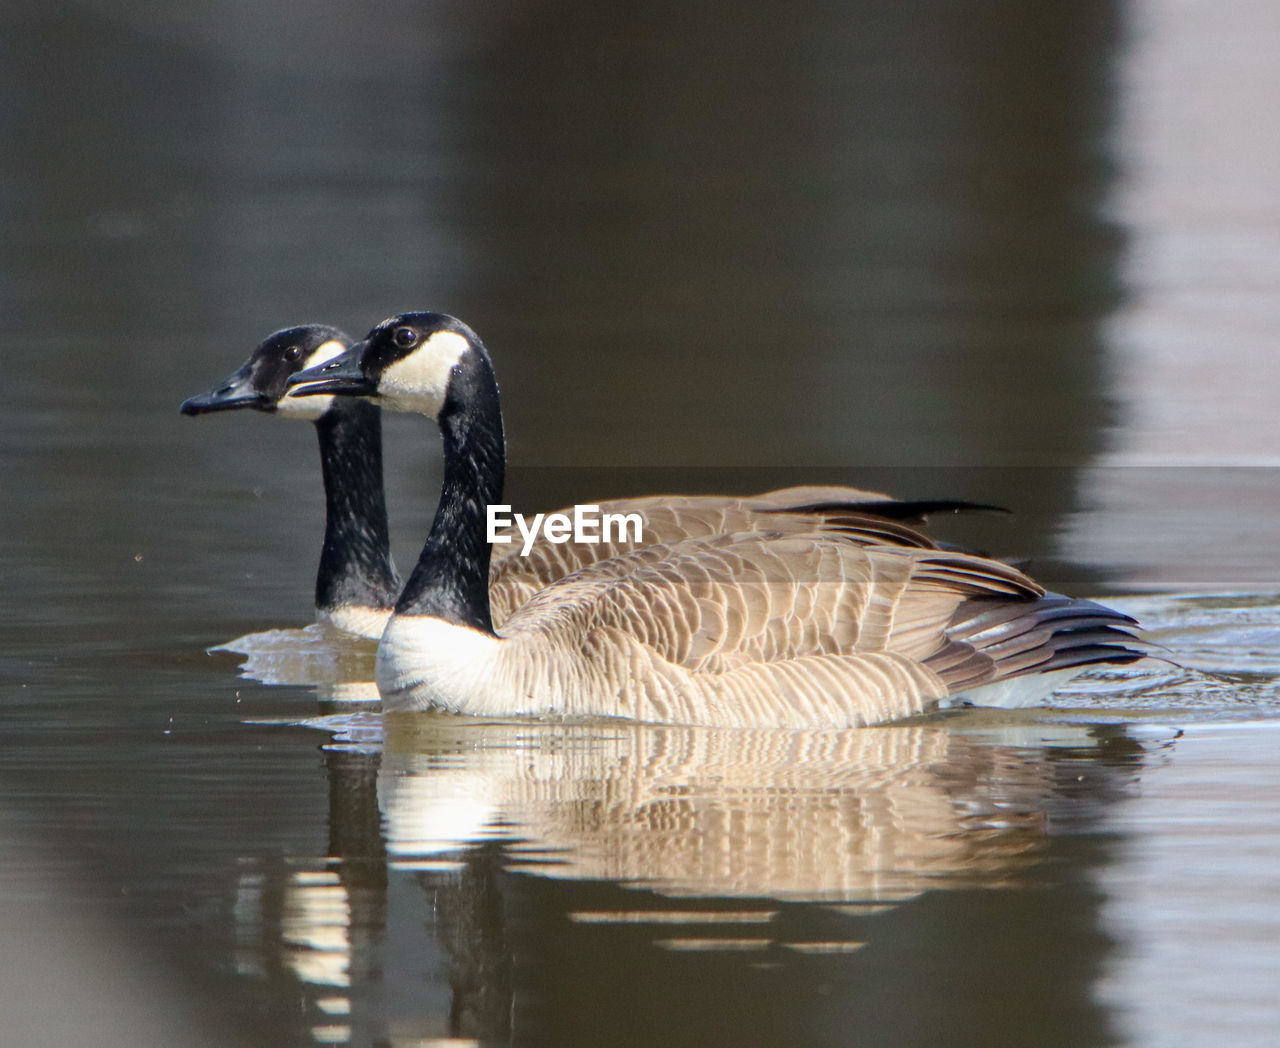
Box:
[376,614,507,712]
[318,603,392,640]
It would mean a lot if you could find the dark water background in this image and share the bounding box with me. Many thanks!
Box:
[2,2,1278,1046]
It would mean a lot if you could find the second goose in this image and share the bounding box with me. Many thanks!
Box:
[289,312,1145,728]
[182,325,401,638]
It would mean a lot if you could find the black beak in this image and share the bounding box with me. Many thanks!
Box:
[180,365,269,415]
[286,343,376,397]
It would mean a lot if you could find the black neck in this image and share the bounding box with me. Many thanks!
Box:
[394,352,504,634]
[313,399,400,613]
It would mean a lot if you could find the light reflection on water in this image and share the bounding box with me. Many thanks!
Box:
[1095,722,1280,1048]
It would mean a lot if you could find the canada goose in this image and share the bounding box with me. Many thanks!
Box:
[288,312,1145,728]
[181,326,400,638]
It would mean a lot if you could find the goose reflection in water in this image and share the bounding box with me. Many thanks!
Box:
[233,717,1160,1045]
[378,720,1074,901]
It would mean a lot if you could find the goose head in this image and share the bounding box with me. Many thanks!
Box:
[286,312,493,418]
[180,325,351,421]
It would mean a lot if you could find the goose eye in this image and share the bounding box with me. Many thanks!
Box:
[392,326,419,350]
[284,345,302,362]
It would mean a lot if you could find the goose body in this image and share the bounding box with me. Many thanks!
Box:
[288,312,1145,728]
[379,534,1102,727]
[181,326,400,638]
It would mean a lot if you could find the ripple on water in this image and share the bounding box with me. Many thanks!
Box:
[213,622,379,690]
[1052,591,1280,722]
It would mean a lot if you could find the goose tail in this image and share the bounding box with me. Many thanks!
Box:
[928,594,1147,710]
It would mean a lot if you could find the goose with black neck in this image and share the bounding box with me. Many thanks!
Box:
[182,325,400,639]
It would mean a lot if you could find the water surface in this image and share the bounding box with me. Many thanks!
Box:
[2,2,1278,1046]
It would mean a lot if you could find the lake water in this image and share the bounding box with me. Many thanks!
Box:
[2,2,1278,1046]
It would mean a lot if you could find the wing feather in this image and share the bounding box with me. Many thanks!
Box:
[487,487,949,625]
[500,531,1042,672]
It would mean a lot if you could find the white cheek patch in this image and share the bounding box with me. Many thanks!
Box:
[276,340,348,419]
[379,331,469,415]
[275,392,334,420]
[303,339,347,371]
